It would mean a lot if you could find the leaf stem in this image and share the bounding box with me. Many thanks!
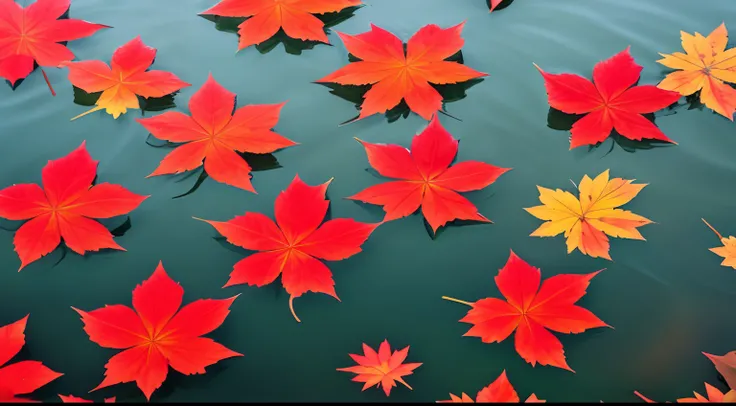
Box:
[71,105,104,121]
[289,296,301,323]
[41,69,56,96]
[441,296,474,307]
[702,218,723,240]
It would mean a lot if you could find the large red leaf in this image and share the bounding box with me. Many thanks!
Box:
[316,23,487,120]
[0,142,148,270]
[197,175,378,322]
[0,315,63,402]
[535,47,681,149]
[337,339,422,397]
[0,0,108,93]
[73,262,242,401]
[138,74,296,193]
[62,37,190,120]
[442,250,609,371]
[348,116,509,233]
[200,0,362,50]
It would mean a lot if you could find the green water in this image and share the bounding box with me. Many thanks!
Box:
[1,0,736,402]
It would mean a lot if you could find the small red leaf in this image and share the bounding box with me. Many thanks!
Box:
[337,339,422,397]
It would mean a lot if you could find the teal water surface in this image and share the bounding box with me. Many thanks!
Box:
[1,0,736,402]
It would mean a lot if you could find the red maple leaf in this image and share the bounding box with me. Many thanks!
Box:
[200,0,362,50]
[489,0,504,12]
[137,74,296,193]
[0,315,63,402]
[197,175,378,322]
[73,262,242,401]
[348,116,509,233]
[442,250,610,371]
[0,142,148,270]
[59,395,115,403]
[438,370,544,403]
[535,47,681,149]
[316,23,487,120]
[0,0,108,94]
[62,36,190,120]
[337,339,422,397]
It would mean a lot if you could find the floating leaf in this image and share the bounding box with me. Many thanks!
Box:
[316,23,487,120]
[657,24,736,120]
[348,116,509,233]
[337,339,422,397]
[73,262,242,401]
[0,0,108,94]
[196,175,378,322]
[138,74,295,193]
[525,169,652,260]
[200,0,362,50]
[62,37,190,120]
[442,250,609,371]
[535,48,680,148]
[0,142,148,270]
[702,219,736,269]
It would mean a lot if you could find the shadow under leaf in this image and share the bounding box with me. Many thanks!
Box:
[73,86,179,115]
[318,50,484,124]
[200,6,361,55]
[546,107,675,154]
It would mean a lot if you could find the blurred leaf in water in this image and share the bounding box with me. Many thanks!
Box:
[200,4,362,55]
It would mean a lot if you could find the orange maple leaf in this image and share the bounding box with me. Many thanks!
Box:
[702,219,736,269]
[438,370,544,403]
[62,37,190,120]
[337,339,422,397]
[200,0,362,50]
[316,23,487,120]
[525,169,653,260]
[657,23,736,120]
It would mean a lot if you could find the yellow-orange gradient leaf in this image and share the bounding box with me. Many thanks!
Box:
[525,170,652,260]
[657,23,736,120]
[702,219,736,269]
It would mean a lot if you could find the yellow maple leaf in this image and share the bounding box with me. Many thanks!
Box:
[702,219,736,269]
[525,170,652,260]
[657,23,736,120]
